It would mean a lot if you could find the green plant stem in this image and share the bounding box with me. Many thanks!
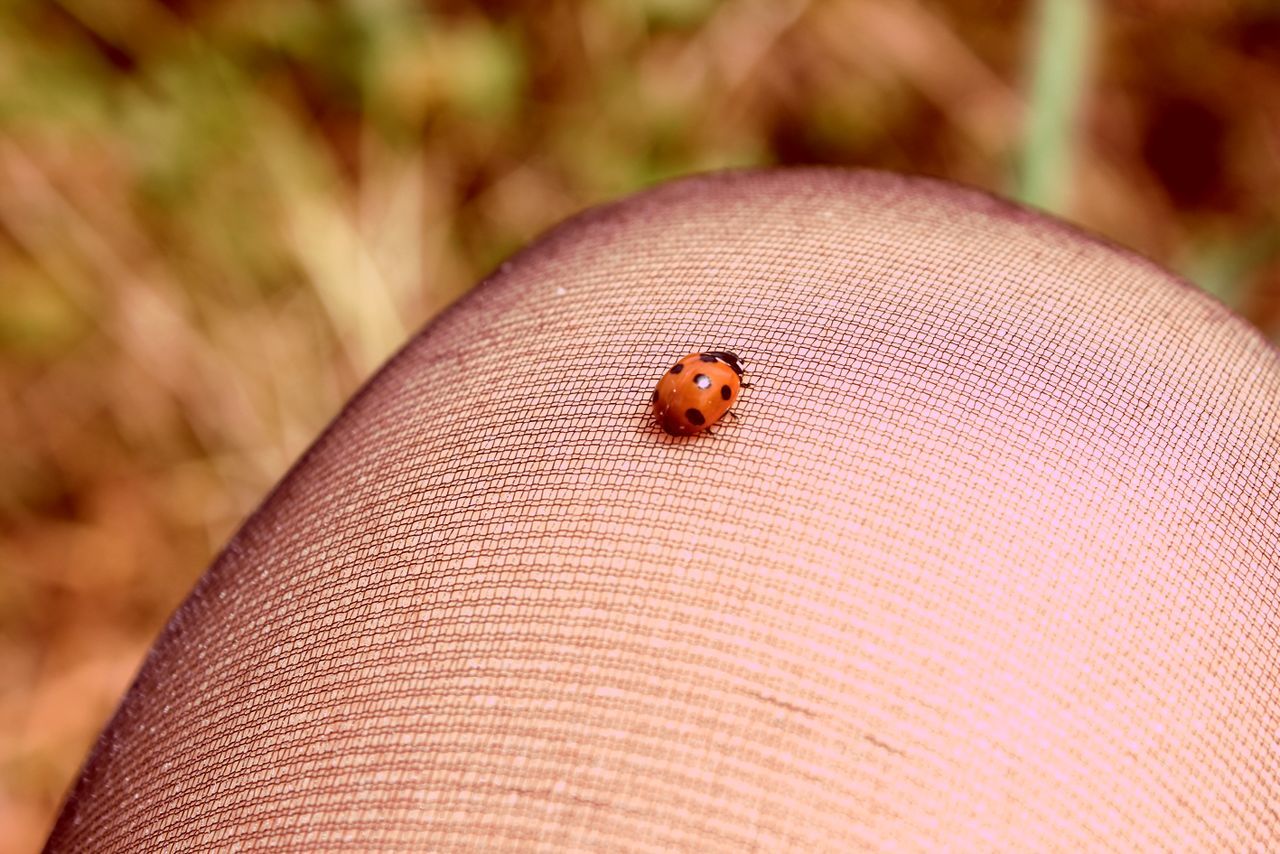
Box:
[1016,0,1095,213]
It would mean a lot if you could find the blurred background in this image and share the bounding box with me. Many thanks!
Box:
[1,0,1277,848]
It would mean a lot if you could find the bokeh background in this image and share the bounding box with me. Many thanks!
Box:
[2,0,1278,848]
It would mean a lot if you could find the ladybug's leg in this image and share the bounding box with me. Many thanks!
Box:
[725,410,738,421]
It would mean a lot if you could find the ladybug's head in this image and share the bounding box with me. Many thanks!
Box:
[699,351,745,378]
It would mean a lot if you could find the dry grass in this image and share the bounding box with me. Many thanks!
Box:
[2,1,1278,849]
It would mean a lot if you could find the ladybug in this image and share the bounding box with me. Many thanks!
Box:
[651,351,747,436]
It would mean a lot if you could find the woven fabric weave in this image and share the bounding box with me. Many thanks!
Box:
[46,169,1280,851]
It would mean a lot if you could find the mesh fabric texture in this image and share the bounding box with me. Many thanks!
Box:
[46,169,1280,851]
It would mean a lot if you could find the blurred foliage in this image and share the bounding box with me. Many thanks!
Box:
[2,0,1279,848]
[1016,0,1093,210]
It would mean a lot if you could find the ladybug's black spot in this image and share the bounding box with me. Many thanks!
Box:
[693,373,712,389]
[699,353,719,363]
[720,384,732,400]
[685,408,706,425]
[669,363,684,374]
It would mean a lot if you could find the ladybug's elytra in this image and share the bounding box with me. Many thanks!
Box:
[651,351,746,436]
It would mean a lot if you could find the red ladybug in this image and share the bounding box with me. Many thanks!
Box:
[651,351,746,436]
